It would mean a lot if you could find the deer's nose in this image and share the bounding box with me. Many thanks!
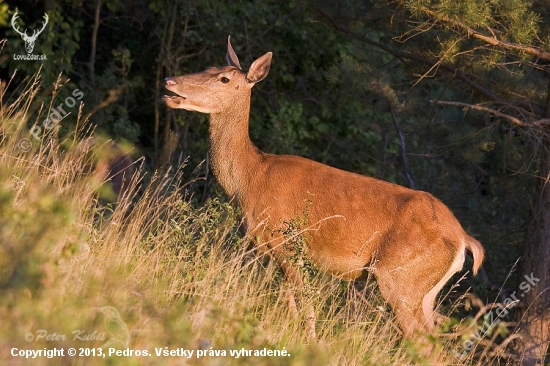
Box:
[165,78,177,86]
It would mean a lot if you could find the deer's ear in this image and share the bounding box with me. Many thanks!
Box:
[226,36,242,70]
[246,52,272,84]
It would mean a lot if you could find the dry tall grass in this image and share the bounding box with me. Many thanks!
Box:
[0,70,511,365]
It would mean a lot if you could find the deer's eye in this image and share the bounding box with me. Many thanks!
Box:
[220,77,230,84]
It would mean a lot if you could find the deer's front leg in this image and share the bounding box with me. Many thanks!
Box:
[276,255,317,340]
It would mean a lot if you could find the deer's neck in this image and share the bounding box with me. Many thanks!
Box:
[209,98,262,200]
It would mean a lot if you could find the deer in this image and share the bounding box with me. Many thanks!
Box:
[164,36,484,341]
[11,11,49,54]
[76,137,135,201]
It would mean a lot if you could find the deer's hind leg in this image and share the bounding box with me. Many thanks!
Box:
[421,242,465,327]
[375,272,431,337]
[373,237,460,338]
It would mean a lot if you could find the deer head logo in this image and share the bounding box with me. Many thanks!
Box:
[11,11,49,54]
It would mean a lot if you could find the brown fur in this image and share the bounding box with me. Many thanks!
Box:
[164,37,484,339]
[79,138,135,200]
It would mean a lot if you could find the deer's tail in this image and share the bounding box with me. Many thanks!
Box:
[465,236,484,276]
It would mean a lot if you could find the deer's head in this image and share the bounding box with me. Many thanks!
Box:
[11,11,49,54]
[164,36,272,114]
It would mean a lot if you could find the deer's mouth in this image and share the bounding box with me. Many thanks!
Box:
[163,89,186,107]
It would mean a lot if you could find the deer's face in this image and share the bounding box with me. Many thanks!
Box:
[165,36,272,114]
[164,66,250,114]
